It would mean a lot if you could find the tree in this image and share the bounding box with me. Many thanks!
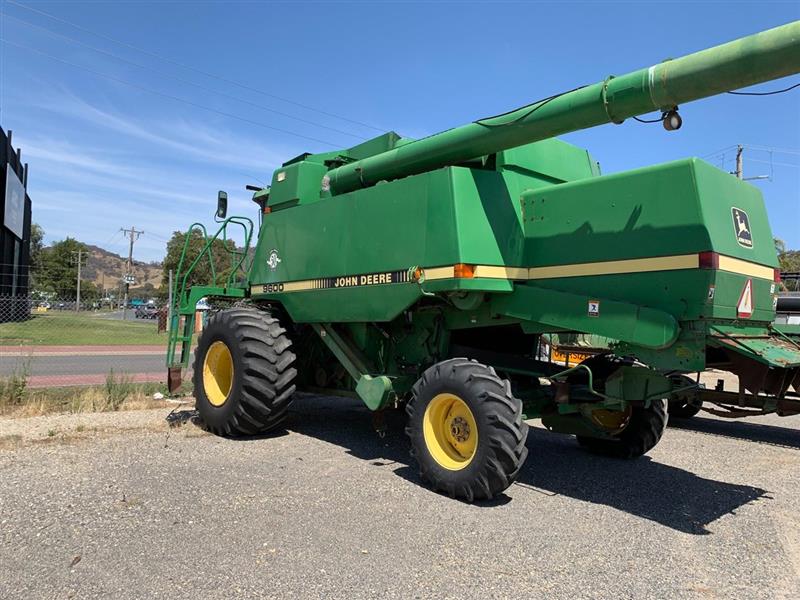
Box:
[130,282,156,301]
[779,250,800,271]
[29,223,44,270]
[779,252,800,291]
[775,238,800,291]
[27,223,45,289]
[162,230,240,291]
[80,280,100,301]
[36,238,89,299]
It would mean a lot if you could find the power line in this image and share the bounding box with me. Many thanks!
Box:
[7,0,385,133]
[698,144,800,181]
[727,82,800,96]
[702,144,800,162]
[145,232,171,244]
[700,145,738,159]
[2,11,367,141]
[745,157,799,169]
[740,145,800,157]
[101,228,124,247]
[0,37,341,147]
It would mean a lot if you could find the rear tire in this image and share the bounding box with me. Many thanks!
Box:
[194,307,296,436]
[668,374,702,419]
[669,399,702,419]
[406,358,528,502]
[577,399,668,459]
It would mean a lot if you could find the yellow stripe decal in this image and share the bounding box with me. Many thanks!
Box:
[282,280,316,292]
[251,253,774,294]
[473,265,528,280]
[423,266,455,281]
[717,255,774,280]
[252,269,411,295]
[527,254,699,280]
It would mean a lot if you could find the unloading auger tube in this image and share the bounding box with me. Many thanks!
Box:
[324,21,800,195]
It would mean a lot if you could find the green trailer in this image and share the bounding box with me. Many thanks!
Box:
[168,22,800,501]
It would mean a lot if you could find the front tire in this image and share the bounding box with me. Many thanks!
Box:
[193,307,296,436]
[406,358,528,502]
[577,399,668,459]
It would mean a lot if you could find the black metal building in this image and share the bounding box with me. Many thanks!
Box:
[0,127,32,321]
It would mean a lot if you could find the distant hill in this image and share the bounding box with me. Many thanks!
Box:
[82,244,163,290]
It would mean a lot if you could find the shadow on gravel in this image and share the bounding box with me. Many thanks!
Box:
[282,395,768,534]
[284,395,516,505]
[287,395,412,465]
[669,416,800,450]
[517,428,768,535]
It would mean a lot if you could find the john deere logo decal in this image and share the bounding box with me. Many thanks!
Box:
[731,207,753,248]
[267,249,282,271]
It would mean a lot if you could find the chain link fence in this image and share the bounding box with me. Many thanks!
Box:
[0,288,174,413]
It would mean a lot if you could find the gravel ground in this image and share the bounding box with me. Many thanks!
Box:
[1,395,798,599]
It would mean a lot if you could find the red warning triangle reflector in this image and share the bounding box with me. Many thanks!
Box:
[737,279,753,318]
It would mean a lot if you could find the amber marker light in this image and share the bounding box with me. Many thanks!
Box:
[454,264,477,278]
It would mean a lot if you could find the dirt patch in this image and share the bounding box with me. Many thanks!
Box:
[0,403,203,450]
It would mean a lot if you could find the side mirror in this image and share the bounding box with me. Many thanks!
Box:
[216,191,228,219]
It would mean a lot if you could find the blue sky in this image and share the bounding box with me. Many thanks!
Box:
[1,0,798,262]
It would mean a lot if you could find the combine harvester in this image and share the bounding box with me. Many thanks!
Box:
[168,22,800,501]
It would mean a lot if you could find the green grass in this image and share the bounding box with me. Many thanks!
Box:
[0,311,166,346]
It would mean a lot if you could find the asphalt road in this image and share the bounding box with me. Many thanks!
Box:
[1,396,799,599]
[0,354,164,378]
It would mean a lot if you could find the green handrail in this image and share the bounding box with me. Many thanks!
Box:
[166,216,254,370]
[174,216,254,303]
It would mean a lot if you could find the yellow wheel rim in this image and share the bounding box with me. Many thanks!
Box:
[422,393,478,471]
[590,406,633,434]
[203,341,234,407]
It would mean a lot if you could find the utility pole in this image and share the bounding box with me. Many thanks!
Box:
[120,226,144,320]
[70,249,86,312]
[731,145,769,182]
[167,269,174,332]
[735,145,744,180]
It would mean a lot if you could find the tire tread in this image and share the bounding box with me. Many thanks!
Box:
[405,358,528,501]
[577,399,668,459]
[193,307,296,436]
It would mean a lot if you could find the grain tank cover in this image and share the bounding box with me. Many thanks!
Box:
[269,132,414,209]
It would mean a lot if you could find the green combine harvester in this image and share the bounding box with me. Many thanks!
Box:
[168,22,800,501]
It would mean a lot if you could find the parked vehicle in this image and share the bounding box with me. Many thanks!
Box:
[135,305,159,319]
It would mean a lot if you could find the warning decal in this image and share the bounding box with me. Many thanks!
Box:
[737,279,753,318]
